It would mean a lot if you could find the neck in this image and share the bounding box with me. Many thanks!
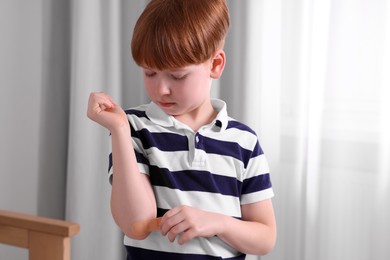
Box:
[174,101,217,132]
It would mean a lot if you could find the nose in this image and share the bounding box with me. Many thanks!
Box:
[155,78,171,96]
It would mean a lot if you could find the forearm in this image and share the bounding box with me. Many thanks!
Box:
[110,125,157,239]
[160,203,276,254]
[217,215,276,256]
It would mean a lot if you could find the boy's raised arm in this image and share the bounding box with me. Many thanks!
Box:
[87,92,157,239]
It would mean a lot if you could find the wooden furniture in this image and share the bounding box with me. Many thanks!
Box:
[0,209,80,260]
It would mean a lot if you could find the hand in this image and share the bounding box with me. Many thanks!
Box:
[159,205,224,245]
[87,92,128,132]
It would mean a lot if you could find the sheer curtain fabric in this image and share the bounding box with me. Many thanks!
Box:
[66,1,390,259]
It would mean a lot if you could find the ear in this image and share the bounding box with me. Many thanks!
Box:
[210,49,226,79]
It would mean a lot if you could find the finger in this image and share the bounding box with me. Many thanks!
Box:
[87,93,114,116]
[160,210,183,236]
[97,101,113,111]
[96,95,115,111]
[146,217,162,232]
[177,229,196,245]
[107,95,118,106]
[167,220,189,243]
[89,92,115,107]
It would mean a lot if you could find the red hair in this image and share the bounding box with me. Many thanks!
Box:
[131,0,230,70]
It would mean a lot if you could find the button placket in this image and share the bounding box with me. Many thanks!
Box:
[192,132,206,167]
[186,131,196,164]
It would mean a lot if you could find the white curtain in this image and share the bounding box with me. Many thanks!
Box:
[65,0,390,259]
[222,0,390,259]
[66,0,148,259]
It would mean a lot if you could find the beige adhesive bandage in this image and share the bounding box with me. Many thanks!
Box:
[131,217,162,237]
[146,217,162,232]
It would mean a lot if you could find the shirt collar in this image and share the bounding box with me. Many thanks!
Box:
[145,99,228,132]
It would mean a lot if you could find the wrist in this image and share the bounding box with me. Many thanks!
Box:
[214,213,230,237]
[110,123,131,138]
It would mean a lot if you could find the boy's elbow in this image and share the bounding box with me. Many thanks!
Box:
[111,214,146,239]
[261,236,277,255]
[110,204,157,240]
[258,228,277,256]
[123,227,150,240]
[121,219,156,240]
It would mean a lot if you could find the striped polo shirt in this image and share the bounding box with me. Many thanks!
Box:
[108,99,274,260]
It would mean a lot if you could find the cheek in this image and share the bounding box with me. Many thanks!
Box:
[179,84,209,104]
[190,76,211,96]
[143,80,155,96]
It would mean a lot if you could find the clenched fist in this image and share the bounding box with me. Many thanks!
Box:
[87,92,128,133]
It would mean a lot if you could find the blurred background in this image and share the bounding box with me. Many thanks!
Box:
[1,0,389,259]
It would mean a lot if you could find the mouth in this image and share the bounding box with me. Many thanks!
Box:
[158,101,175,108]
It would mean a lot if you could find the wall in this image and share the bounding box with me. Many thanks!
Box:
[0,0,42,258]
[0,0,70,258]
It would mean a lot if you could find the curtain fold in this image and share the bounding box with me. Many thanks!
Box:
[66,0,124,259]
[266,0,390,259]
[378,0,390,199]
[298,0,332,258]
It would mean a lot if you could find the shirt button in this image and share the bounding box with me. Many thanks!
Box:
[195,136,199,143]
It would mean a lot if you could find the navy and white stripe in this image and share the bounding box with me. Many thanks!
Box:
[108,99,273,259]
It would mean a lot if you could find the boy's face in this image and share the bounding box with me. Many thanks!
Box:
[142,61,213,117]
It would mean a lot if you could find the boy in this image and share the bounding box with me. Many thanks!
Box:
[87,0,276,259]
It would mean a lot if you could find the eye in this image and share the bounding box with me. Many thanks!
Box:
[144,71,156,78]
[170,74,187,81]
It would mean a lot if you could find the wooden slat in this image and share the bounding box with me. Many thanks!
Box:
[0,209,80,260]
[0,210,79,237]
[29,231,71,260]
[0,224,28,248]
